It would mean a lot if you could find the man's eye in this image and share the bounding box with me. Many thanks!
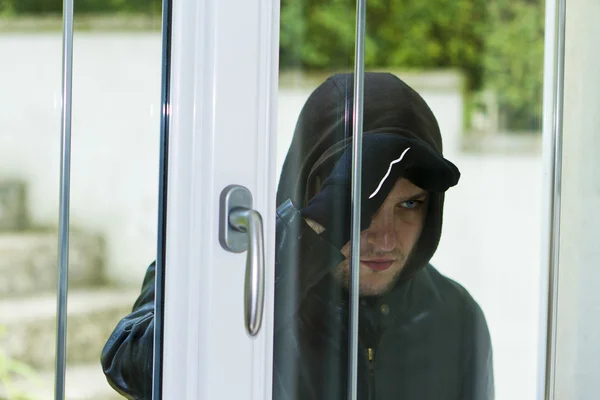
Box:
[398,200,421,209]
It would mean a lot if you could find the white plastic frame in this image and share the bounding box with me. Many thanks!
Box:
[161,0,280,398]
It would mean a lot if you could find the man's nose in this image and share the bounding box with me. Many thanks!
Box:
[364,207,397,252]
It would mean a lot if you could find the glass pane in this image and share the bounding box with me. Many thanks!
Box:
[74,5,162,399]
[357,1,546,399]
[274,0,363,397]
[0,8,63,400]
[553,0,600,398]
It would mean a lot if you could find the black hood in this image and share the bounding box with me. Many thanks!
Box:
[276,72,457,282]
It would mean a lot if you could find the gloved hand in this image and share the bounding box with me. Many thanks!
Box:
[300,133,460,249]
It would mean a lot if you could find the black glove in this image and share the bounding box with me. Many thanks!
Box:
[300,133,460,249]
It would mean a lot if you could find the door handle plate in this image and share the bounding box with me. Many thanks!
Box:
[219,184,253,253]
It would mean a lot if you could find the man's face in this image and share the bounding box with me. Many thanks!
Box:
[334,177,428,296]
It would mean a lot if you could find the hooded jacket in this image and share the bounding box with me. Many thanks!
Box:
[272,72,493,399]
[101,72,494,400]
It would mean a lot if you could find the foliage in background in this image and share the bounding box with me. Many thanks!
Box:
[280,0,487,90]
[2,0,545,131]
[0,1,14,17]
[0,0,159,15]
[0,327,38,400]
[281,0,545,131]
[483,0,545,130]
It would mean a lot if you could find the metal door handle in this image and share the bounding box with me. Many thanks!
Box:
[219,185,265,337]
[229,208,265,336]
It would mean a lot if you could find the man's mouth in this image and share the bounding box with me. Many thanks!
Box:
[360,259,395,271]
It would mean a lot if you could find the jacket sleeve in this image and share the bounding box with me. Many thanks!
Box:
[272,200,347,400]
[273,199,345,332]
[460,299,495,400]
[100,200,342,399]
[101,262,156,400]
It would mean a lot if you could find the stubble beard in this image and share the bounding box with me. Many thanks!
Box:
[333,251,408,297]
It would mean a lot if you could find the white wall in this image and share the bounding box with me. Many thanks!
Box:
[0,33,162,285]
[554,1,600,398]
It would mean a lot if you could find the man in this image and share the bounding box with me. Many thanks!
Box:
[101,72,494,400]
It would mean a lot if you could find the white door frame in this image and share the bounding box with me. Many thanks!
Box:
[161,0,280,398]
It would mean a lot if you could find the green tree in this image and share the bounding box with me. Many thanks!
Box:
[483,0,545,131]
[280,0,546,131]
[1,0,160,15]
[366,0,487,89]
[280,0,487,89]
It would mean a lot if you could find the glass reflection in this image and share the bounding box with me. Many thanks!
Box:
[73,5,162,399]
[274,0,546,397]
[366,1,545,399]
[273,72,493,400]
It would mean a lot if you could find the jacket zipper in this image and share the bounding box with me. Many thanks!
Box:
[367,347,375,400]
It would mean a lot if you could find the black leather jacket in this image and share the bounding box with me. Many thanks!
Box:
[101,200,494,400]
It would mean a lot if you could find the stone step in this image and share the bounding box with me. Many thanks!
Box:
[0,229,106,298]
[0,180,27,232]
[1,363,126,400]
[0,287,140,370]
